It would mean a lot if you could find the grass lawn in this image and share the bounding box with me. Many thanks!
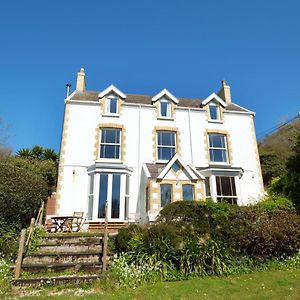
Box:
[11,268,300,300]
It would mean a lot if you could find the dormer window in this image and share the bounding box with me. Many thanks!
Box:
[160,99,171,118]
[106,95,118,114]
[209,103,220,120]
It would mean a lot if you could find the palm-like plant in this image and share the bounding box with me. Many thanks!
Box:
[15,148,34,159]
[16,146,59,162]
[31,145,44,160]
[43,148,59,162]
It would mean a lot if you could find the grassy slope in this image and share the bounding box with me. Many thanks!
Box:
[16,268,300,300]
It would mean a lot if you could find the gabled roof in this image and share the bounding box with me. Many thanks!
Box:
[157,154,198,180]
[152,89,179,104]
[98,84,126,99]
[143,154,204,180]
[201,93,227,107]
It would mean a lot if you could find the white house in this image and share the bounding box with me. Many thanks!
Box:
[54,68,264,226]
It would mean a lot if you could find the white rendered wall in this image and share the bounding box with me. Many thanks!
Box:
[58,99,263,220]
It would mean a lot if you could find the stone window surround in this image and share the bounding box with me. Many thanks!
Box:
[94,123,126,161]
[146,178,204,214]
[204,129,233,165]
[99,93,124,117]
[152,126,181,162]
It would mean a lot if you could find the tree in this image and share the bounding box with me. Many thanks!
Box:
[270,133,300,211]
[259,151,286,186]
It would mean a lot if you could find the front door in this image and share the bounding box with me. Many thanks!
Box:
[98,173,123,221]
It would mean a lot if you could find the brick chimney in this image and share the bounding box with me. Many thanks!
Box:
[76,67,86,92]
[218,80,232,104]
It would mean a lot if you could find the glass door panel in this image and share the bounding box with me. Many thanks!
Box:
[98,174,108,218]
[111,174,121,219]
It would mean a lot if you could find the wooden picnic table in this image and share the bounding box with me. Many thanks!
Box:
[50,215,74,232]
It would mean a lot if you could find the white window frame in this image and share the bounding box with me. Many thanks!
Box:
[206,174,239,205]
[106,95,119,115]
[92,172,126,222]
[208,102,221,121]
[159,98,172,118]
[99,128,121,161]
[208,133,228,164]
[157,131,177,162]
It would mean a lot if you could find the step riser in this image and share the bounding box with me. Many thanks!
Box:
[39,237,103,245]
[38,244,102,253]
[23,254,100,264]
[14,276,100,287]
[21,264,102,273]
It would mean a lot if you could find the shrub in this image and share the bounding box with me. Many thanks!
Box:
[256,194,295,212]
[114,224,146,254]
[229,209,300,259]
[114,201,300,280]
[0,158,48,231]
[0,259,12,297]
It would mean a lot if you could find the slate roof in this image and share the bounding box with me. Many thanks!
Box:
[145,163,166,178]
[144,162,203,179]
[69,91,249,112]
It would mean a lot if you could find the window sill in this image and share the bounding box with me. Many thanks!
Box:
[208,119,223,124]
[209,162,231,166]
[157,117,174,121]
[102,113,120,118]
[156,160,170,163]
[96,159,123,164]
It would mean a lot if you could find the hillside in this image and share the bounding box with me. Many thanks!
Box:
[258,118,300,160]
[258,118,300,186]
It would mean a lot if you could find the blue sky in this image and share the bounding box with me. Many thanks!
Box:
[0,0,299,152]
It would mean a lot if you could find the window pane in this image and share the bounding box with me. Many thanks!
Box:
[109,98,117,113]
[209,105,219,120]
[102,129,120,143]
[89,174,94,194]
[183,184,194,201]
[210,149,227,162]
[161,132,175,146]
[230,177,237,196]
[100,145,120,159]
[87,195,94,220]
[158,147,175,161]
[160,101,168,117]
[209,134,225,148]
[205,177,211,197]
[216,176,237,197]
[172,161,180,172]
[98,174,108,218]
[160,184,172,207]
[111,174,121,219]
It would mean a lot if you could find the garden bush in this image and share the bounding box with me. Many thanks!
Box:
[0,158,48,231]
[114,200,300,281]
